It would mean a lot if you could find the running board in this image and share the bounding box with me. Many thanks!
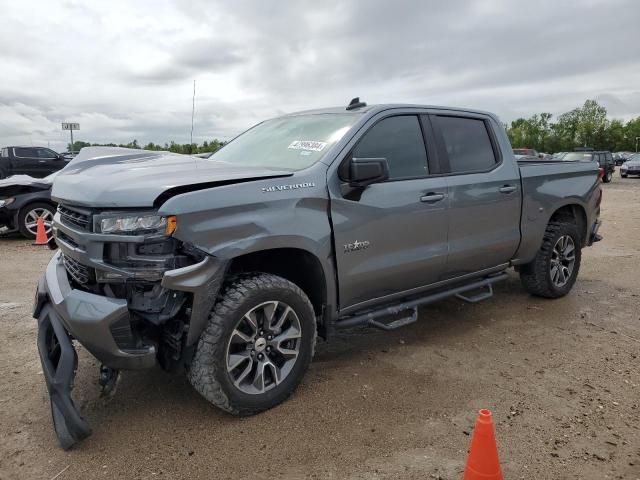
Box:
[455,284,493,303]
[335,272,508,330]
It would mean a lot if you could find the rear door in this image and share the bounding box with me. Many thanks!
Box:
[11,147,42,176]
[431,113,522,278]
[330,113,449,310]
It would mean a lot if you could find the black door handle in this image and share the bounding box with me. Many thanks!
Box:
[420,192,446,203]
[499,185,516,194]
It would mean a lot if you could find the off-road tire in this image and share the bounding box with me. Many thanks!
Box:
[519,221,582,298]
[18,202,55,239]
[603,171,612,183]
[188,273,317,416]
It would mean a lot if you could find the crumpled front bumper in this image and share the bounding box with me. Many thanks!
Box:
[34,251,157,369]
[33,249,227,449]
[33,251,157,449]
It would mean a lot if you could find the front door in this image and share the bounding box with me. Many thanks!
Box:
[330,114,449,310]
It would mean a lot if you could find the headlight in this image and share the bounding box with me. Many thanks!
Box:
[0,197,15,208]
[100,214,176,235]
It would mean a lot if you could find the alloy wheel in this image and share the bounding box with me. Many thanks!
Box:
[24,208,53,236]
[550,235,576,287]
[225,301,301,395]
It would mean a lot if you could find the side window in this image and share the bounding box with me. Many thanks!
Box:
[435,116,497,173]
[14,147,38,158]
[352,115,428,179]
[1,148,7,158]
[37,148,57,159]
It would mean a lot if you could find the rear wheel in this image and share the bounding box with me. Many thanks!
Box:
[520,221,582,298]
[621,173,628,178]
[18,202,55,239]
[188,273,317,415]
[603,171,612,183]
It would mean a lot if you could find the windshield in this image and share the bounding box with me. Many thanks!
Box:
[210,113,360,170]
[563,152,593,161]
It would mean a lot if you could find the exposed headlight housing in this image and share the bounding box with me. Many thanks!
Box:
[100,214,176,235]
[0,197,15,208]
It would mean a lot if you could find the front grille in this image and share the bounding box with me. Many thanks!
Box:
[57,205,91,231]
[62,254,94,285]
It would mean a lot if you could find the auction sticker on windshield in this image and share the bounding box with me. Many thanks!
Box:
[288,140,327,152]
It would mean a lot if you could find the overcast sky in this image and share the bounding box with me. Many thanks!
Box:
[1,0,639,151]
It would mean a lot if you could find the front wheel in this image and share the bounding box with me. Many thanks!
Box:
[621,174,628,178]
[520,221,582,298]
[188,273,317,416]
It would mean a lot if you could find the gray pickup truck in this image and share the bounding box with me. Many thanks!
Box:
[33,99,602,448]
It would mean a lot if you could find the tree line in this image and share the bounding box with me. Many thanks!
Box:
[67,139,227,155]
[506,99,640,153]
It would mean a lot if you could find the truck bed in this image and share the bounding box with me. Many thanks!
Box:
[514,159,600,264]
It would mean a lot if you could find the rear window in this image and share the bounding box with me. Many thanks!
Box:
[435,116,497,173]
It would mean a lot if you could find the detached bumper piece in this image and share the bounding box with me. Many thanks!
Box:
[36,304,91,450]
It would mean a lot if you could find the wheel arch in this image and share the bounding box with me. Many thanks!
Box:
[226,247,331,337]
[548,203,588,246]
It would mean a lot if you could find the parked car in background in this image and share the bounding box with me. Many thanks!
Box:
[0,146,69,179]
[565,149,615,183]
[552,152,568,160]
[0,173,57,238]
[620,154,640,178]
[616,152,634,165]
[513,148,541,158]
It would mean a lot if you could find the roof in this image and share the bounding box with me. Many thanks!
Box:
[284,103,501,122]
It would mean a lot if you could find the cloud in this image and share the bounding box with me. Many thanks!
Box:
[0,0,639,152]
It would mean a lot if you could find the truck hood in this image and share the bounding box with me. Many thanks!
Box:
[51,147,292,208]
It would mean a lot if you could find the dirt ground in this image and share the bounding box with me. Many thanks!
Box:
[1,174,639,480]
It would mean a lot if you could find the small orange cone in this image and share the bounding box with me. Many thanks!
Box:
[463,409,503,480]
[34,217,49,245]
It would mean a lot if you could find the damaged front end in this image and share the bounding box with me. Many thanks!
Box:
[34,203,226,449]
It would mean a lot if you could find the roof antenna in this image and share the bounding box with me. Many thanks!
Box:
[346,97,366,110]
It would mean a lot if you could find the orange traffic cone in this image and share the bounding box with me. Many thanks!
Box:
[463,409,503,480]
[34,217,49,245]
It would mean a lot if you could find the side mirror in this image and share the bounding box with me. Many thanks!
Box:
[56,154,65,160]
[348,157,390,187]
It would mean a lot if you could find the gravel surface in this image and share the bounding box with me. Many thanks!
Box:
[1,174,639,480]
